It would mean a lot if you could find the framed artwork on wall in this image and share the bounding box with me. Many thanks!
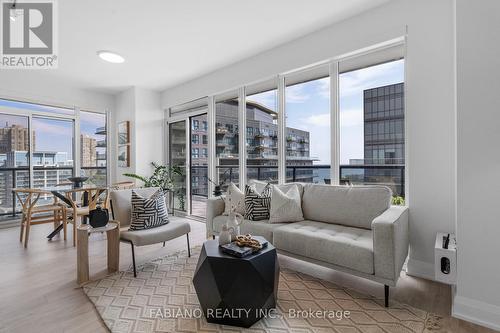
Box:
[118,121,130,145]
[118,144,130,167]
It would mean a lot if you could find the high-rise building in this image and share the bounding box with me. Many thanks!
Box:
[0,123,31,156]
[362,82,405,195]
[80,134,97,167]
[188,100,315,197]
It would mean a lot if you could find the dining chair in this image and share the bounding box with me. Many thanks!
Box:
[64,187,109,246]
[14,188,67,248]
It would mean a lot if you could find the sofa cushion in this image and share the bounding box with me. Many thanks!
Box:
[249,179,305,197]
[212,215,287,243]
[121,220,190,246]
[273,220,374,274]
[301,184,391,229]
[222,182,245,216]
[244,184,271,221]
[269,185,303,223]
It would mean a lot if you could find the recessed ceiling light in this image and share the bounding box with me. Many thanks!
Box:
[97,51,125,64]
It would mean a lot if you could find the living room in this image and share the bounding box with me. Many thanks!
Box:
[0,0,499,332]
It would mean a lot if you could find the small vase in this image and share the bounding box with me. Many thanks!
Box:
[219,223,233,246]
[227,211,243,241]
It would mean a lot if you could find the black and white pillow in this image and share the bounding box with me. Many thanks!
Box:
[129,190,169,231]
[244,184,271,221]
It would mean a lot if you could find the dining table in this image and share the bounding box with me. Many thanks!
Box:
[45,185,109,240]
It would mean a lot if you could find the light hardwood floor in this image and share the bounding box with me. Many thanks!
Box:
[0,217,495,333]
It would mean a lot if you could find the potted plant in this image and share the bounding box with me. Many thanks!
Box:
[123,162,185,211]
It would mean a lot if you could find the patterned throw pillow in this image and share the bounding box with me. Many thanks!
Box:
[223,182,245,216]
[244,184,272,221]
[129,190,169,231]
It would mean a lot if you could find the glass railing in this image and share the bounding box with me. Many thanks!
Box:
[214,164,405,197]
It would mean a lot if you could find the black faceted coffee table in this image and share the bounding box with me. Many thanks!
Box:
[193,238,279,328]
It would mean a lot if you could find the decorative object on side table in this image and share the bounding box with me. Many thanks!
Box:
[220,235,268,258]
[88,206,109,228]
[193,238,279,328]
[67,176,89,188]
[218,224,233,246]
[227,210,243,240]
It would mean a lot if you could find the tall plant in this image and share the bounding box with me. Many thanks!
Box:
[123,162,185,209]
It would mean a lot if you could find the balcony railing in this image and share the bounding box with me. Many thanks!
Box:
[187,164,405,199]
[0,166,75,217]
[95,126,106,135]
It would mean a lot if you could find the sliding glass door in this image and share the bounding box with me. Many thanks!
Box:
[168,120,187,213]
[189,114,208,218]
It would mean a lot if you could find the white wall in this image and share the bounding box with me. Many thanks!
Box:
[113,87,163,183]
[114,88,136,182]
[454,0,500,330]
[161,0,456,280]
[134,88,163,177]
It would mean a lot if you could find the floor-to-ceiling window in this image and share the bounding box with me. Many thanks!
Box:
[166,42,406,217]
[339,58,405,200]
[245,81,278,184]
[32,117,74,203]
[0,98,108,221]
[0,113,30,217]
[215,92,239,189]
[285,66,331,183]
[80,111,107,186]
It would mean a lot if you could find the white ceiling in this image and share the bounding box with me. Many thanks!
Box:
[11,0,391,94]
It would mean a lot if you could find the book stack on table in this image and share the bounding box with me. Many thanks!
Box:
[219,236,268,258]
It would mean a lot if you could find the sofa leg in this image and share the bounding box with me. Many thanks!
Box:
[384,285,389,307]
[131,242,137,278]
[212,235,215,240]
[162,241,165,247]
[186,233,191,258]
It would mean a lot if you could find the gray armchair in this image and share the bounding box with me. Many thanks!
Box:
[109,187,191,277]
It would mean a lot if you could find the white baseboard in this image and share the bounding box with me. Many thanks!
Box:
[452,295,500,331]
[406,258,435,281]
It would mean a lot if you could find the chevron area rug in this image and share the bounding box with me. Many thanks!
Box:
[83,247,444,333]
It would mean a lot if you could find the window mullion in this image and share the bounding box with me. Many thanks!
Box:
[330,61,340,185]
[278,75,286,185]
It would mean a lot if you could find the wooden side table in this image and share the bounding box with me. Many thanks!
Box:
[77,221,120,284]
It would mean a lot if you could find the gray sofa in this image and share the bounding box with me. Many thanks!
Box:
[110,187,191,277]
[206,183,409,307]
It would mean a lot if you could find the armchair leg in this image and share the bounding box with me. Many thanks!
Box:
[212,235,215,240]
[130,242,137,278]
[162,241,165,247]
[187,233,191,258]
[384,285,389,307]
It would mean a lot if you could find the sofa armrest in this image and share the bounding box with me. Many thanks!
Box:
[372,205,409,284]
[206,197,225,238]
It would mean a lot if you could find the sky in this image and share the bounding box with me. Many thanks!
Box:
[0,102,105,156]
[250,59,404,165]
